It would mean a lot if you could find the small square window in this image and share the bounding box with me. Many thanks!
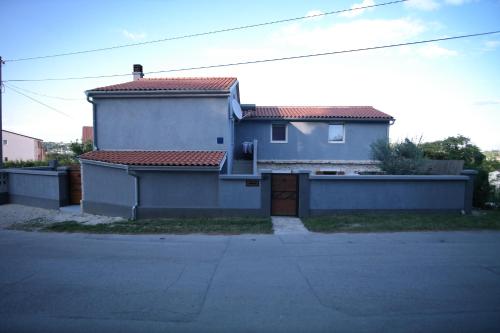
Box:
[2,140,6,145]
[271,124,287,143]
[328,124,345,143]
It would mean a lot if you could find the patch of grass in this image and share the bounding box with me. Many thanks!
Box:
[8,218,50,231]
[303,211,500,233]
[43,217,273,234]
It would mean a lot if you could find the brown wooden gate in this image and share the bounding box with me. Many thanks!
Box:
[68,164,82,205]
[271,174,298,216]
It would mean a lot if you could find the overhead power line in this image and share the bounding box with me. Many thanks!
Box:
[4,84,73,118]
[6,83,83,101]
[4,0,408,63]
[4,30,500,83]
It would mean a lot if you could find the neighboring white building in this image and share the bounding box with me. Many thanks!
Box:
[2,130,45,162]
[490,170,500,191]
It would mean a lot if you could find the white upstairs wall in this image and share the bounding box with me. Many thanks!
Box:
[2,130,44,162]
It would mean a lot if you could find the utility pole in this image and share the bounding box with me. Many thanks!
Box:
[0,56,3,168]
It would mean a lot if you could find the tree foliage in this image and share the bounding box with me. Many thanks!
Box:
[371,138,425,175]
[421,135,493,208]
[69,140,93,157]
[421,135,485,168]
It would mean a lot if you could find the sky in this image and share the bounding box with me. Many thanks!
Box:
[1,0,499,150]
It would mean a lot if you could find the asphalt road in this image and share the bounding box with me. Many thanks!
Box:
[1,229,500,333]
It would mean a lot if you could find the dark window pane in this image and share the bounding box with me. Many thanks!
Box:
[272,124,286,141]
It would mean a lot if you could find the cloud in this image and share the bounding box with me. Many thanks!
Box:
[122,29,147,41]
[473,100,500,106]
[405,0,440,11]
[484,40,500,51]
[443,0,471,5]
[417,43,458,58]
[272,18,426,52]
[340,0,375,18]
[305,10,324,21]
[405,0,472,11]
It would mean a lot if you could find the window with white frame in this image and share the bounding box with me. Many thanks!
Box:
[271,123,287,143]
[2,140,6,145]
[328,124,345,143]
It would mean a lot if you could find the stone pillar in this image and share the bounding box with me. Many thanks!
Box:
[0,171,8,205]
[296,170,311,218]
[260,172,272,216]
[461,169,478,214]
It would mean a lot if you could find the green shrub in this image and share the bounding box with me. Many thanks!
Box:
[371,138,425,175]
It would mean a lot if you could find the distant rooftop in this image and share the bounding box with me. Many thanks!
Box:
[2,129,43,141]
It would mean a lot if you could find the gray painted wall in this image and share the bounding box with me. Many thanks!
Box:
[81,162,266,218]
[139,171,219,208]
[5,168,69,209]
[80,163,473,219]
[235,120,389,161]
[82,163,135,207]
[219,178,261,209]
[95,97,230,151]
[309,175,468,213]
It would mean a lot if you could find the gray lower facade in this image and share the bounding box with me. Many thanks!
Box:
[81,162,270,219]
[81,161,476,219]
[0,168,69,209]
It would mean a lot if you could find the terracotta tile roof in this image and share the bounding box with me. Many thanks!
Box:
[244,106,393,120]
[89,77,237,92]
[79,150,226,167]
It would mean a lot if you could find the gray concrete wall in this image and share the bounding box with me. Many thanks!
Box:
[139,171,219,208]
[4,168,69,209]
[309,175,469,214]
[81,163,474,219]
[137,174,268,218]
[95,97,230,150]
[235,120,389,161]
[218,176,261,209]
[81,162,269,218]
[81,163,135,218]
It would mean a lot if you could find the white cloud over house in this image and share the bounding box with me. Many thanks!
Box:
[405,0,472,11]
[305,10,325,21]
[339,0,376,18]
[122,29,147,41]
[417,43,458,58]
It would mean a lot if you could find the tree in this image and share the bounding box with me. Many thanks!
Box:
[421,135,484,168]
[371,138,425,175]
[421,135,490,208]
[69,140,93,157]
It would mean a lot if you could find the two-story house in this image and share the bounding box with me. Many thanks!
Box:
[2,130,46,162]
[79,65,394,218]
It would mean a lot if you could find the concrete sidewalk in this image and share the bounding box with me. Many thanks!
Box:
[272,216,309,235]
[1,230,500,332]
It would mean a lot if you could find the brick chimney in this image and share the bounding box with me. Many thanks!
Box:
[133,64,144,81]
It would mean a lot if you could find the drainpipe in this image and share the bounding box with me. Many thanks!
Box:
[86,95,98,150]
[227,99,234,175]
[126,167,139,220]
[253,139,258,175]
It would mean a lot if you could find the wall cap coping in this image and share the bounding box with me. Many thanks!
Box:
[258,160,380,165]
[220,175,262,180]
[309,175,469,181]
[461,169,479,176]
[3,168,67,176]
